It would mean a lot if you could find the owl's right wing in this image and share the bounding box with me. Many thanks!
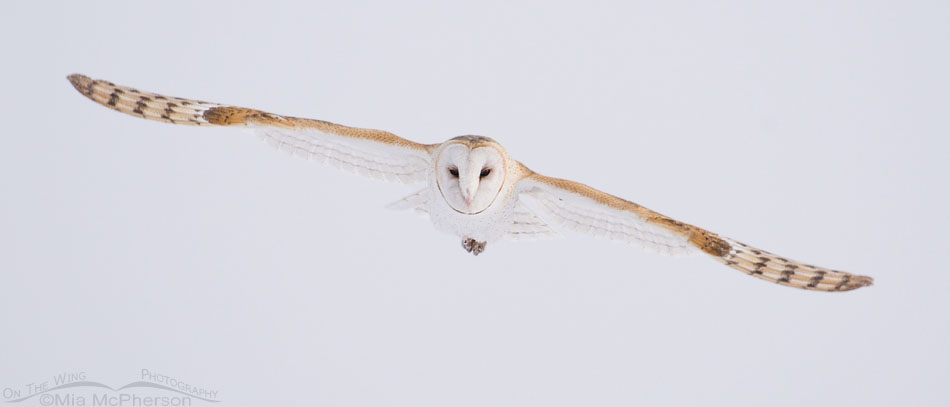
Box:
[515,170,873,292]
[67,74,433,184]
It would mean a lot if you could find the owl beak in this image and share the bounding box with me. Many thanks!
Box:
[462,186,476,207]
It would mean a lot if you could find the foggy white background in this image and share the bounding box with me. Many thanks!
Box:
[2,1,948,405]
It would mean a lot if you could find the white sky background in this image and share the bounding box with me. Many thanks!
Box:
[1,1,948,405]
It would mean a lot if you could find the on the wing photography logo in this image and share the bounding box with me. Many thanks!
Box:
[2,370,219,406]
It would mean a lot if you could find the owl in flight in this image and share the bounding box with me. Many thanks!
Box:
[67,74,873,292]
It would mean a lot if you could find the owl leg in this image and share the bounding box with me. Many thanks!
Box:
[461,238,487,256]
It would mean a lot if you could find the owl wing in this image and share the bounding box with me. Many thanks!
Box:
[67,74,432,184]
[515,171,873,292]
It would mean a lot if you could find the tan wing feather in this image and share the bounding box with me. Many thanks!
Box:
[66,74,430,152]
[524,172,873,292]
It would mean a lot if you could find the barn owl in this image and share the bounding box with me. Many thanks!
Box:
[66,74,873,292]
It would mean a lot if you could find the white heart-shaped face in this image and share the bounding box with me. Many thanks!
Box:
[435,143,507,214]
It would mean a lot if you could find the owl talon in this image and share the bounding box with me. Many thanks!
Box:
[461,238,486,256]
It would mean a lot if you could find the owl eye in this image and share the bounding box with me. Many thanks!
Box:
[448,167,459,177]
[480,168,491,178]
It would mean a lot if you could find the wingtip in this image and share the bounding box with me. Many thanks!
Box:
[855,275,874,288]
[67,73,93,96]
[838,274,874,291]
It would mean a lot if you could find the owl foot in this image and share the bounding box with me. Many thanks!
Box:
[461,238,486,256]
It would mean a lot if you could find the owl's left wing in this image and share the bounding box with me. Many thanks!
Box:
[67,74,432,184]
[516,171,873,292]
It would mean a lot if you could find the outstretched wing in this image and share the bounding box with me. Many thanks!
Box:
[67,74,433,184]
[516,171,873,292]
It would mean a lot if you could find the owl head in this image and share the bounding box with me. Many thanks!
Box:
[435,135,509,214]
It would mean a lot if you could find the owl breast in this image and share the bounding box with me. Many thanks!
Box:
[425,179,518,243]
